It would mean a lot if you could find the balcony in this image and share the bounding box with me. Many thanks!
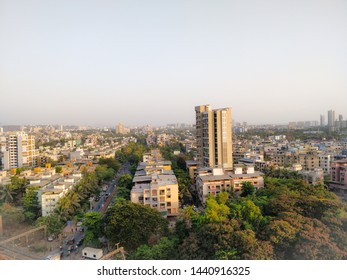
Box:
[159,203,166,210]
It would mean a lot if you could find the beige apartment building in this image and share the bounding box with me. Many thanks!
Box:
[196,165,264,205]
[131,150,179,219]
[195,105,233,169]
[115,123,130,135]
[298,153,320,171]
[131,173,179,217]
[270,150,322,171]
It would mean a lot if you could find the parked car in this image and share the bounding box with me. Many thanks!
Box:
[66,237,75,245]
[76,239,84,246]
[67,245,74,251]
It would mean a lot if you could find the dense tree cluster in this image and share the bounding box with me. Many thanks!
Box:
[104,198,168,251]
[115,174,133,200]
[113,176,347,260]
[0,176,28,206]
[115,142,147,175]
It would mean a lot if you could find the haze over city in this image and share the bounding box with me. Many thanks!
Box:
[1,0,346,127]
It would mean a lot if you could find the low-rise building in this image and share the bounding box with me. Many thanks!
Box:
[299,168,324,185]
[131,150,179,220]
[329,159,347,201]
[195,165,264,206]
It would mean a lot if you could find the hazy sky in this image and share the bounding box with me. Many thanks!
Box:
[1,0,346,127]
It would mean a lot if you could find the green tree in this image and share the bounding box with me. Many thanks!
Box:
[36,214,64,236]
[0,203,25,227]
[83,212,103,246]
[130,237,178,260]
[55,166,63,173]
[98,158,121,173]
[22,187,40,222]
[1,176,29,205]
[95,165,116,183]
[179,220,273,260]
[240,181,256,197]
[0,184,16,204]
[118,174,133,191]
[116,186,131,200]
[205,195,230,223]
[104,198,168,251]
[229,198,268,231]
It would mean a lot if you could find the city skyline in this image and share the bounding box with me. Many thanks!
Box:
[0,107,345,129]
[1,0,346,127]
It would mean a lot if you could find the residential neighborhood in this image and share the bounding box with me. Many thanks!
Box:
[1,105,346,261]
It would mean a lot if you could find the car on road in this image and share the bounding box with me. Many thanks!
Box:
[76,221,83,227]
[66,237,75,245]
[67,245,74,251]
[76,238,84,246]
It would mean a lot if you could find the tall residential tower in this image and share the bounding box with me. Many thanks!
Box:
[328,110,336,132]
[0,132,36,170]
[195,105,233,169]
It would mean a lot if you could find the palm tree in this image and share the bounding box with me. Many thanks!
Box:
[55,197,70,220]
[66,192,81,214]
[74,183,86,201]
[0,184,16,204]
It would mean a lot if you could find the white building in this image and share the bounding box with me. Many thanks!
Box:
[319,154,332,175]
[0,132,36,170]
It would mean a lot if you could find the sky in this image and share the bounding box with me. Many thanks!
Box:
[0,0,346,127]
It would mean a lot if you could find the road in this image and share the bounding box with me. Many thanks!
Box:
[55,188,114,260]
[44,162,131,260]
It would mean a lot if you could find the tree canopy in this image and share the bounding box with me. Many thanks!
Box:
[104,198,169,251]
[173,177,347,260]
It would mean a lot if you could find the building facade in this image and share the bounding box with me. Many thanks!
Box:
[195,165,264,206]
[131,150,179,220]
[0,132,36,170]
[115,123,130,135]
[195,104,233,169]
[328,110,336,132]
[329,159,347,201]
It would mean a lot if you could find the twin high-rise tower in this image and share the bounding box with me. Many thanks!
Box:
[195,105,233,169]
